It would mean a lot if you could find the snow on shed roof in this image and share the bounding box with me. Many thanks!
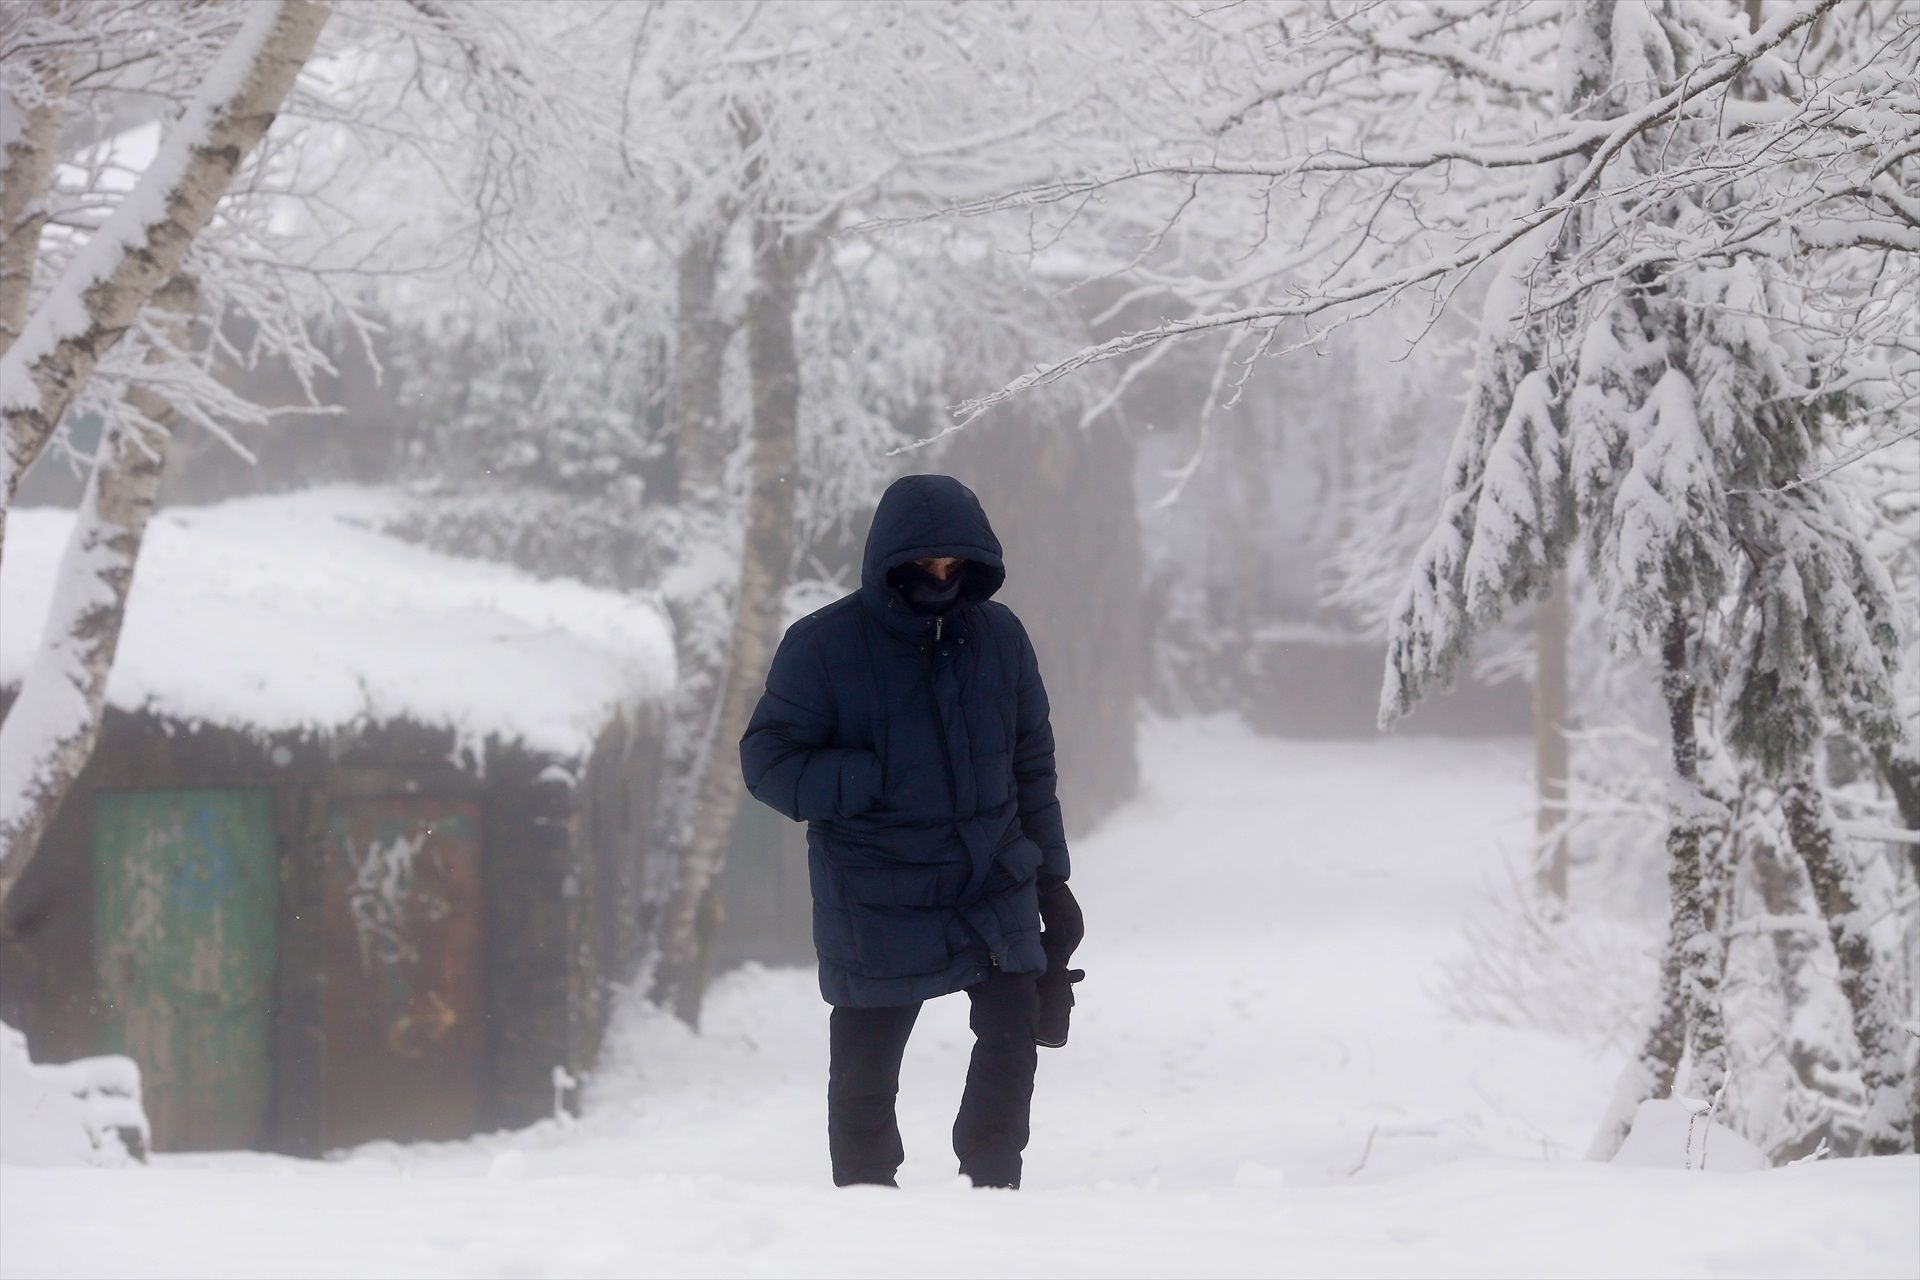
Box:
[0,487,675,759]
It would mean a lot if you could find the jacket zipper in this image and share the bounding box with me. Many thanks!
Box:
[925,607,986,966]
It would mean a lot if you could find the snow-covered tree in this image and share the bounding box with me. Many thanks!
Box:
[1375,4,1912,1156]
[0,0,331,910]
[382,0,1119,1023]
[919,0,1916,1155]
[0,0,628,915]
[1385,4,1911,1159]
[635,2,1126,1023]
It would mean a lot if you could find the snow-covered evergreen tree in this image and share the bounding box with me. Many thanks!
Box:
[1374,1,1914,1157]
[906,0,1913,1155]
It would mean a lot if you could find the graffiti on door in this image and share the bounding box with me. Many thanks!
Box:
[92,789,277,1152]
[338,822,451,973]
[386,989,458,1060]
[321,797,483,1145]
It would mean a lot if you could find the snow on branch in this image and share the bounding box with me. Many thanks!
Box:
[0,0,329,551]
[932,0,1845,429]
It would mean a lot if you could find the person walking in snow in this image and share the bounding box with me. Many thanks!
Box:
[740,473,1085,1190]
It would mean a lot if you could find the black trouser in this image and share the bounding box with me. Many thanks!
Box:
[827,969,1039,1189]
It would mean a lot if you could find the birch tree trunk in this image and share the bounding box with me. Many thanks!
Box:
[0,0,328,563]
[1781,774,1916,1155]
[0,276,196,919]
[650,214,805,1025]
[0,34,68,358]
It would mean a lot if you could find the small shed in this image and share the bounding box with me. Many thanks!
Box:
[0,488,675,1155]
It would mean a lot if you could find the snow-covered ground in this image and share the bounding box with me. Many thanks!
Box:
[3,719,1914,1279]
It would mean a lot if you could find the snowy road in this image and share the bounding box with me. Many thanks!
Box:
[4,719,1915,1278]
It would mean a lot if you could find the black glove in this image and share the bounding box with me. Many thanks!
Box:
[1036,877,1085,1048]
[1036,955,1085,1048]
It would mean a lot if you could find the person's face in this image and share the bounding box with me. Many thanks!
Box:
[915,556,963,582]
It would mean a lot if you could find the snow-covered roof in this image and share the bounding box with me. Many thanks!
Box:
[0,487,675,758]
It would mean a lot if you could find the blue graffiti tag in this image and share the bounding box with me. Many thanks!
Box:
[172,806,237,912]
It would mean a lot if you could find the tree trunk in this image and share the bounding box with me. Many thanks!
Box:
[1593,608,1730,1158]
[642,222,739,962]
[1589,924,1686,1159]
[1748,808,1846,1157]
[0,277,196,920]
[0,34,69,358]
[649,215,804,1025]
[1660,608,1730,1102]
[670,223,735,506]
[1781,773,1916,1155]
[1869,745,1920,882]
[0,0,329,563]
[1534,572,1571,900]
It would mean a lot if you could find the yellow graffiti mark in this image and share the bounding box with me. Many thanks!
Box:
[385,991,458,1060]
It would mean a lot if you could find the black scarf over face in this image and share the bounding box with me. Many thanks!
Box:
[890,560,966,616]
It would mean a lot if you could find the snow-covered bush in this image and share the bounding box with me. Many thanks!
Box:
[1611,1098,1768,1174]
[1433,865,1659,1051]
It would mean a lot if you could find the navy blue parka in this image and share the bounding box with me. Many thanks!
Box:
[739,474,1070,1007]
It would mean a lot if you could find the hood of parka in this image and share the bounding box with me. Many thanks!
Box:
[859,475,1006,627]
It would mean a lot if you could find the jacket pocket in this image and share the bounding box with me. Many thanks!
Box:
[847,903,957,978]
[837,749,884,818]
[841,862,969,978]
[842,860,969,908]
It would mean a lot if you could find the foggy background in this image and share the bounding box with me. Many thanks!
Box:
[14,236,1543,969]
[2,2,1915,1276]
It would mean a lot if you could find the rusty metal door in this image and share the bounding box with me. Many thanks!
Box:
[91,789,278,1151]
[321,796,484,1148]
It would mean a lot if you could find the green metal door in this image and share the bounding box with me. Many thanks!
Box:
[92,789,278,1151]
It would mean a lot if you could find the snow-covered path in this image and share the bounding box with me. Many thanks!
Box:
[4,719,1915,1278]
